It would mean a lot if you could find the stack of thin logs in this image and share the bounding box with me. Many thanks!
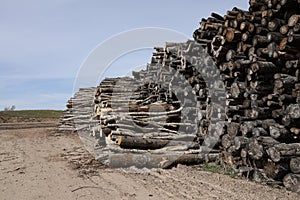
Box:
[90,40,222,167]
[59,87,96,132]
[193,0,300,192]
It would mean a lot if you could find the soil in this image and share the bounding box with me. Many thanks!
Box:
[0,124,299,200]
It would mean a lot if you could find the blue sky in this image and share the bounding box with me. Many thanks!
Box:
[0,0,248,110]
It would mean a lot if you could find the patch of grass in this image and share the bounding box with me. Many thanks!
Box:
[202,162,224,173]
[0,110,63,120]
[226,168,238,178]
[267,183,282,190]
[202,162,237,178]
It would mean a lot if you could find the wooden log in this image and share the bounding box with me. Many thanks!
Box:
[288,15,300,27]
[253,127,269,137]
[279,37,300,53]
[250,14,262,23]
[270,143,300,159]
[290,157,300,174]
[232,18,245,29]
[248,138,264,160]
[256,26,269,35]
[248,23,256,33]
[226,29,242,42]
[251,61,278,73]
[252,35,269,47]
[249,0,267,8]
[211,12,225,21]
[286,104,300,118]
[79,1,300,192]
[267,32,285,43]
[266,146,281,162]
[203,22,224,31]
[288,34,300,46]
[269,124,289,139]
[268,18,285,31]
[240,21,250,31]
[117,135,199,150]
[221,134,232,149]
[108,153,219,169]
[261,18,268,27]
[294,23,300,33]
[281,114,297,127]
[242,32,252,43]
[280,25,289,35]
[283,173,300,193]
[291,127,300,135]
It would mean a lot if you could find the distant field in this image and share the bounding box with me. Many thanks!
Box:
[0,110,63,120]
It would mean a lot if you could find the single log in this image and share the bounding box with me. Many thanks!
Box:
[261,18,268,27]
[242,32,252,43]
[221,134,232,149]
[280,25,289,35]
[203,22,224,31]
[250,15,262,23]
[291,127,300,135]
[108,153,219,169]
[252,35,269,47]
[226,29,242,42]
[288,34,300,46]
[283,173,300,193]
[294,23,300,32]
[211,12,224,21]
[279,38,300,53]
[288,15,300,27]
[268,18,285,31]
[253,127,268,137]
[117,136,199,150]
[240,21,250,31]
[286,104,300,118]
[269,124,289,139]
[256,26,269,35]
[290,157,300,174]
[249,0,266,8]
[267,32,285,43]
[251,61,278,73]
[234,136,249,151]
[248,23,256,33]
[248,138,264,160]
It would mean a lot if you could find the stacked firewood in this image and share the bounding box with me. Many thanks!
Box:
[59,87,96,132]
[193,0,300,192]
[59,0,300,192]
[91,41,211,157]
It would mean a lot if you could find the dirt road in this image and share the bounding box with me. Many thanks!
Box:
[0,126,299,200]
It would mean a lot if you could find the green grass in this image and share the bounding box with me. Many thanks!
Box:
[268,183,282,189]
[0,110,63,120]
[202,162,224,173]
[202,162,237,178]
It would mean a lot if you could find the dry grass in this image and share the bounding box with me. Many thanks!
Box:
[0,110,63,121]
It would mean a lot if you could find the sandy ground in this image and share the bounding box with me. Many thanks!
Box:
[0,126,299,200]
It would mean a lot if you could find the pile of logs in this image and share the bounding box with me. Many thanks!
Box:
[90,41,219,167]
[60,0,300,193]
[59,87,96,132]
[193,0,300,192]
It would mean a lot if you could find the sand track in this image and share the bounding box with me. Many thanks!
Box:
[0,126,299,200]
